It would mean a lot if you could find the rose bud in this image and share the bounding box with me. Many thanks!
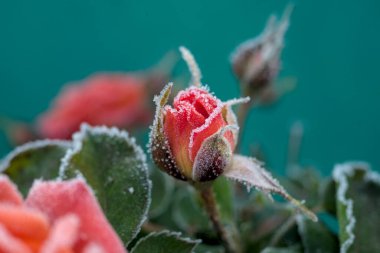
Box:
[230,6,292,102]
[150,82,249,182]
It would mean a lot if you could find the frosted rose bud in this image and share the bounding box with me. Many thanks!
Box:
[231,7,291,100]
[150,84,240,182]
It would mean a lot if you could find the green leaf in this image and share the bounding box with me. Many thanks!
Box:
[149,166,175,218]
[260,245,302,253]
[195,244,224,253]
[320,179,337,215]
[60,124,151,246]
[0,140,70,196]
[333,162,380,253]
[296,215,339,253]
[131,231,200,253]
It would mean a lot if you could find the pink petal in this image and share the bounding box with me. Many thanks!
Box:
[82,243,106,253]
[40,214,80,253]
[0,175,23,206]
[0,224,32,253]
[25,179,127,253]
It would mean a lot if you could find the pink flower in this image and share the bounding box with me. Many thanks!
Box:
[38,74,151,139]
[0,175,127,253]
[150,84,239,182]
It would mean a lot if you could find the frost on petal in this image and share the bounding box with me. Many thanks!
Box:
[223,155,317,222]
[40,214,80,253]
[0,224,32,253]
[25,179,127,253]
[149,83,186,180]
[0,175,23,205]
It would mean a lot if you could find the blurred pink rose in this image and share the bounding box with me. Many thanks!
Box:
[38,74,151,139]
[0,175,127,253]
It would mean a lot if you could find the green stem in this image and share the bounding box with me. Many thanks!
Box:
[197,185,239,253]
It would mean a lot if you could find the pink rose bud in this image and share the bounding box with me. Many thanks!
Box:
[150,83,241,182]
[230,6,291,101]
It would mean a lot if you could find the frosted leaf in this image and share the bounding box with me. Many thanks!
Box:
[332,163,360,253]
[333,161,380,253]
[148,83,186,180]
[179,46,202,87]
[60,123,151,246]
[0,140,70,196]
[131,230,201,253]
[223,155,317,222]
[0,139,70,173]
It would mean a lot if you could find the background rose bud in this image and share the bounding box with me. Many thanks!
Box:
[0,175,127,253]
[38,74,151,139]
[230,7,291,102]
[150,84,238,182]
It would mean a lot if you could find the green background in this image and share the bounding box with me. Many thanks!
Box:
[0,0,379,174]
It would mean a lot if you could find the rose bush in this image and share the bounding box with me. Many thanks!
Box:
[38,74,150,139]
[0,175,127,253]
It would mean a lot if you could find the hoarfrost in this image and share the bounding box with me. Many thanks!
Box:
[131,230,201,253]
[179,46,202,87]
[332,161,377,253]
[224,97,251,107]
[224,154,317,222]
[0,139,71,173]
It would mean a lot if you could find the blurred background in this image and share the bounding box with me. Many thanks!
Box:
[0,0,379,174]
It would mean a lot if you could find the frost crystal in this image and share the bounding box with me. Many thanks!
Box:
[179,46,202,87]
[332,161,374,253]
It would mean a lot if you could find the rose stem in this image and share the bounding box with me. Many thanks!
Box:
[197,185,240,253]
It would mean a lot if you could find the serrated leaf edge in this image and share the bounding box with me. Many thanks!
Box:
[131,230,201,253]
[0,139,71,173]
[58,123,152,245]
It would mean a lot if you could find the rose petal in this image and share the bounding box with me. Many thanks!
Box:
[0,224,32,253]
[82,243,106,253]
[25,179,127,253]
[0,205,49,242]
[0,175,23,206]
[164,107,194,177]
[40,214,80,253]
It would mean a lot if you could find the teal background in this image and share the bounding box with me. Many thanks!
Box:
[0,0,379,174]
